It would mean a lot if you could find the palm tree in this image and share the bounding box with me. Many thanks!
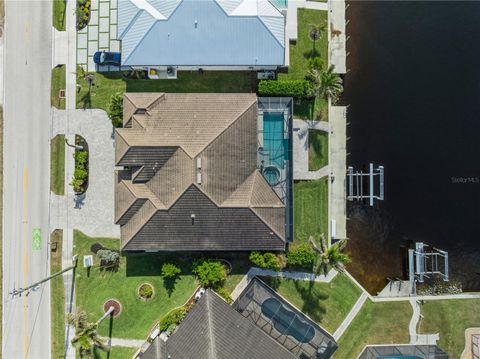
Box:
[309,23,327,54]
[309,235,350,276]
[306,65,344,103]
[67,308,113,358]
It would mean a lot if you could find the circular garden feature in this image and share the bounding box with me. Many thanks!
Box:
[103,299,122,317]
[137,283,155,301]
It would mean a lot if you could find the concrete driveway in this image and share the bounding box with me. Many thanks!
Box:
[50,108,120,239]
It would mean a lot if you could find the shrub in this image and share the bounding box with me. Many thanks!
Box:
[214,287,233,304]
[97,249,120,270]
[108,93,123,128]
[90,243,104,254]
[286,245,316,268]
[258,80,313,98]
[162,263,181,279]
[249,252,281,271]
[74,150,88,166]
[192,259,227,288]
[307,57,324,71]
[159,307,187,332]
[71,148,88,193]
[73,167,88,181]
[138,283,154,300]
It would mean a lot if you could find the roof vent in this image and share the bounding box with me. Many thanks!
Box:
[197,172,202,185]
[197,157,202,169]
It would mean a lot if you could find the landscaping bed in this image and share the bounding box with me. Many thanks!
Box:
[294,178,328,245]
[76,68,256,111]
[333,300,412,359]
[73,230,198,339]
[52,0,66,31]
[50,134,65,195]
[418,299,480,358]
[261,274,362,334]
[70,135,88,194]
[309,129,329,171]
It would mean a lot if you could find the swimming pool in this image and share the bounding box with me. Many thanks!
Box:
[269,0,287,10]
[262,112,287,170]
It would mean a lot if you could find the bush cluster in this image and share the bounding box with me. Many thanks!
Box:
[286,245,316,268]
[192,259,227,288]
[249,252,281,271]
[108,93,123,128]
[76,0,91,30]
[97,249,120,270]
[159,307,187,332]
[70,149,88,193]
[138,283,154,299]
[161,263,182,279]
[258,80,312,98]
[214,287,233,304]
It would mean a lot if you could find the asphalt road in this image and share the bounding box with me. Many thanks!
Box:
[2,1,52,358]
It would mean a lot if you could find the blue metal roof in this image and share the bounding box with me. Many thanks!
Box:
[118,0,285,66]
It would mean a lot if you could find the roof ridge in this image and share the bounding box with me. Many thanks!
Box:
[205,291,218,359]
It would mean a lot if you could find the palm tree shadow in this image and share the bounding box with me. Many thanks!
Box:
[293,280,328,323]
[80,89,92,110]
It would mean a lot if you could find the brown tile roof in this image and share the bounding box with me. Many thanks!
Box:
[115,93,286,251]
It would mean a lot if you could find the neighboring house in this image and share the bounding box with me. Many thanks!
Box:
[115,93,293,251]
[117,0,285,74]
[139,278,337,359]
[358,345,449,359]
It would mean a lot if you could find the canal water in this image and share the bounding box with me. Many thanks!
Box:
[344,1,480,294]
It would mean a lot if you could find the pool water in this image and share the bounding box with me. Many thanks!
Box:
[263,112,287,170]
[269,0,287,10]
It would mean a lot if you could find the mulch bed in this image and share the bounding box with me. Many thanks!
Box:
[103,299,122,317]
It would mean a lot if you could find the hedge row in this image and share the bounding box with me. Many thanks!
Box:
[258,80,312,98]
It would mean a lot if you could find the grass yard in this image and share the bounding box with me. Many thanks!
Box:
[73,230,198,339]
[76,69,256,111]
[308,129,328,171]
[53,0,66,31]
[294,178,328,246]
[50,134,65,195]
[279,9,328,120]
[333,300,412,359]
[418,299,480,358]
[89,346,138,359]
[262,274,362,334]
[51,230,65,359]
[223,254,251,294]
[51,65,66,109]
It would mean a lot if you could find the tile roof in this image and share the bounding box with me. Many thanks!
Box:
[117,0,285,66]
[141,289,295,359]
[115,93,287,251]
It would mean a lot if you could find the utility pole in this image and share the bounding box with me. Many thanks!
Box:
[10,255,78,297]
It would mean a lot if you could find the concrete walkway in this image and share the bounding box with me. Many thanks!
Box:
[109,337,144,348]
[409,299,439,345]
[293,119,330,180]
[330,0,347,74]
[329,105,347,240]
[333,292,368,340]
[231,267,337,300]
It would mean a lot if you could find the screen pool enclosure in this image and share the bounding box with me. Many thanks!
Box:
[358,345,449,359]
[234,278,337,359]
[257,97,293,242]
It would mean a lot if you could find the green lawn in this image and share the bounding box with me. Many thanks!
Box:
[53,0,66,31]
[418,299,480,358]
[51,65,66,109]
[308,129,328,171]
[223,253,251,294]
[51,230,65,359]
[294,178,328,245]
[50,135,65,195]
[334,300,412,359]
[279,9,328,120]
[262,274,361,334]
[90,346,138,359]
[76,69,256,111]
[73,230,198,339]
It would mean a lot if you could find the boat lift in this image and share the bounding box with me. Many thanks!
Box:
[408,242,449,294]
[347,163,384,206]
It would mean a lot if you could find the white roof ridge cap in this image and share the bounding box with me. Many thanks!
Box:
[130,0,166,20]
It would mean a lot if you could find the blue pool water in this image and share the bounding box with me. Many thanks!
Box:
[263,112,286,169]
[269,0,287,10]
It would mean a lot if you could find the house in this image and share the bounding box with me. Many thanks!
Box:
[117,0,286,75]
[115,93,293,251]
[139,278,337,359]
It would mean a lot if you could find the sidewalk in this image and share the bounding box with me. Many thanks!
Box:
[333,292,368,340]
